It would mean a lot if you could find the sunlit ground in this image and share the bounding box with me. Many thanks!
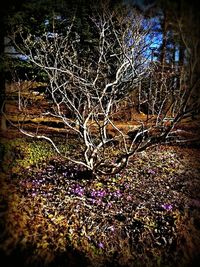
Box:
[0,136,200,267]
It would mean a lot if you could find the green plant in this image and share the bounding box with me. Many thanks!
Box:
[0,138,61,173]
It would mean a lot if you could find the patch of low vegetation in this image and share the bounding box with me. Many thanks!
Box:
[0,138,71,173]
[0,138,200,267]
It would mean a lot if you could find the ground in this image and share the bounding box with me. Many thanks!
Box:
[0,130,200,267]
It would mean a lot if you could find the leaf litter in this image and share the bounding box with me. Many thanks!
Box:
[0,143,200,267]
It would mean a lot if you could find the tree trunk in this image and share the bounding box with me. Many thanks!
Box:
[158,10,167,108]
[160,10,167,71]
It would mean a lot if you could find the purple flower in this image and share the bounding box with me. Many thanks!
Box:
[98,190,106,197]
[97,191,102,197]
[91,190,97,197]
[98,242,104,249]
[113,190,121,198]
[73,185,84,196]
[91,190,106,198]
[161,204,173,211]
[148,169,156,175]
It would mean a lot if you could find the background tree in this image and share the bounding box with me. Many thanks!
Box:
[156,0,200,114]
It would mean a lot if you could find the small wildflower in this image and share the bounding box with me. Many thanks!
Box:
[161,204,173,211]
[107,202,112,207]
[91,190,96,197]
[148,169,156,175]
[98,242,104,249]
